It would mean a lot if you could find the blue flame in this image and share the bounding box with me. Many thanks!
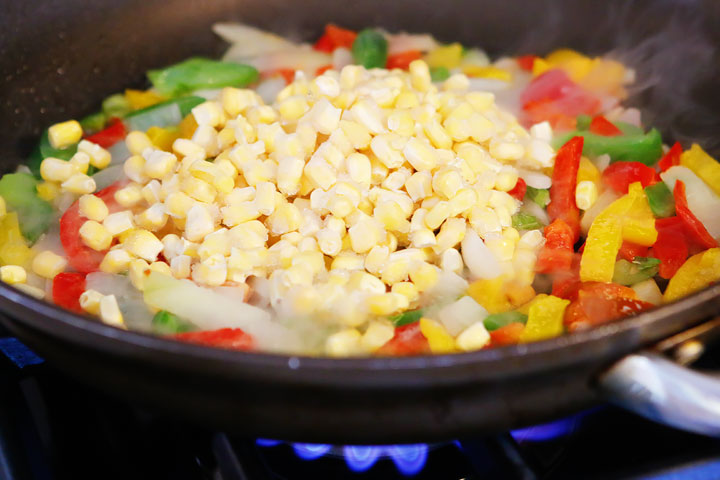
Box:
[344,445,382,472]
[387,444,429,476]
[510,416,578,442]
[292,443,332,460]
[255,438,282,447]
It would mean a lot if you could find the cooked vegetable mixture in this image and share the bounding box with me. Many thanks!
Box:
[3,24,720,356]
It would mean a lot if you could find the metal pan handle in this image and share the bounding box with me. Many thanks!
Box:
[598,319,720,436]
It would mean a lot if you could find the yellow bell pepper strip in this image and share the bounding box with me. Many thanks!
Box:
[419,317,456,353]
[581,182,658,283]
[424,43,463,69]
[147,126,180,152]
[663,248,720,303]
[680,144,720,196]
[519,295,570,342]
[179,113,198,139]
[125,89,166,111]
[467,277,512,314]
[544,48,595,82]
[462,65,512,82]
[0,212,33,268]
[577,156,601,185]
[517,294,549,315]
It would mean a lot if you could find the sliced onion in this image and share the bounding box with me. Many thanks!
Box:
[225,46,331,78]
[387,33,438,54]
[86,272,155,332]
[257,77,287,104]
[517,168,552,189]
[632,278,662,305]
[593,154,612,172]
[423,271,469,305]
[92,165,126,191]
[467,77,510,93]
[108,136,131,165]
[213,23,296,56]
[662,166,720,239]
[332,47,353,70]
[461,227,502,279]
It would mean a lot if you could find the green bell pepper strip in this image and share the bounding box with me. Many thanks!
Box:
[525,186,550,207]
[430,66,450,82]
[576,114,592,130]
[0,173,53,243]
[483,311,528,331]
[352,29,388,69]
[79,111,107,134]
[102,93,132,119]
[553,128,663,166]
[152,310,193,334]
[148,57,259,97]
[124,96,204,132]
[612,257,661,286]
[390,309,423,327]
[644,182,676,218]
[512,212,543,230]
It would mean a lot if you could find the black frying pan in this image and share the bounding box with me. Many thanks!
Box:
[2,0,720,444]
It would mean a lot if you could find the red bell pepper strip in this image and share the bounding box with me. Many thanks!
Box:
[617,241,650,262]
[376,322,430,356]
[658,141,682,172]
[60,182,125,273]
[548,136,583,241]
[488,322,525,347]
[52,272,87,313]
[173,328,254,351]
[507,177,527,201]
[651,228,688,279]
[386,50,422,70]
[673,180,718,249]
[84,118,126,148]
[601,161,660,194]
[516,54,537,72]
[536,218,576,274]
[589,115,623,136]
[550,252,581,300]
[313,24,357,52]
[563,282,651,332]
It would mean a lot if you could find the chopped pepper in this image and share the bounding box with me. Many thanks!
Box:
[0,173,53,243]
[313,24,357,52]
[425,43,463,69]
[564,283,650,332]
[553,128,663,166]
[79,111,107,134]
[419,317,456,353]
[618,241,649,262]
[102,93,132,119]
[679,144,720,197]
[644,182,675,218]
[376,322,430,356]
[173,327,254,351]
[516,54,538,72]
[124,96,204,132]
[483,311,528,331]
[125,89,166,111]
[548,136,583,241]
[148,58,259,97]
[650,220,688,279]
[489,322,525,346]
[390,308,423,327]
[663,248,720,302]
[512,212,543,230]
[526,186,550,207]
[536,219,575,273]
[52,272,86,313]
[153,310,193,334]
[0,212,32,267]
[386,50,422,70]
[85,118,127,148]
[577,156,601,185]
[589,115,622,136]
[612,257,660,286]
[658,141,682,172]
[508,177,527,201]
[351,29,388,69]
[519,295,570,342]
[602,161,659,194]
[673,180,718,249]
[430,66,450,82]
[467,277,512,313]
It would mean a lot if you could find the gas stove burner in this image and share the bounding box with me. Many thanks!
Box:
[257,439,430,475]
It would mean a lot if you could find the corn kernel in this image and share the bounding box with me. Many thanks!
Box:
[185,204,216,242]
[78,140,112,169]
[123,229,163,262]
[123,155,148,183]
[360,320,395,352]
[392,281,419,303]
[61,173,96,194]
[40,157,74,182]
[192,101,225,127]
[126,131,154,155]
[403,137,437,172]
[0,265,26,284]
[164,191,195,218]
[170,254,192,279]
[494,166,519,192]
[69,152,90,174]
[76,195,107,222]
[79,220,113,251]
[99,294,124,327]
[100,249,132,274]
[135,204,168,231]
[575,180,598,210]
[128,259,150,291]
[374,201,410,233]
[229,221,268,249]
[456,321,490,351]
[409,59,432,91]
[103,211,134,236]
[36,182,60,202]
[424,201,451,230]
[326,329,362,357]
[409,262,439,291]
[48,120,82,149]
[32,250,67,279]
[434,217,466,253]
[79,289,103,314]
[368,292,409,315]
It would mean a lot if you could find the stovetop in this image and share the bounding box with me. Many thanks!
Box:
[2,329,720,480]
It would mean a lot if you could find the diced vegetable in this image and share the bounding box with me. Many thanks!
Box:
[679,144,720,197]
[548,136,583,241]
[564,283,650,332]
[352,29,388,69]
[313,24,358,52]
[461,227,502,279]
[483,311,528,331]
[467,278,512,314]
[489,322,525,346]
[390,309,423,327]
[173,328,253,351]
[644,182,675,218]
[519,295,569,342]
[612,257,660,286]
[125,89,166,111]
[85,118,127,149]
[589,115,622,136]
[512,211,543,231]
[508,177,527,201]
[0,173,54,243]
[143,272,300,353]
[147,57,259,96]
[436,296,488,336]
[525,186,550,207]
[661,166,720,239]
[79,112,107,134]
[651,218,689,279]
[536,219,575,273]
[553,128,663,166]
[618,241,649,262]
[631,278,663,305]
[602,161,659,194]
[102,93,132,119]
[376,322,430,356]
[52,272,86,313]
[386,50,422,70]
[124,96,204,132]
[658,141,682,172]
[673,180,718,249]
[419,317,456,353]
[664,248,720,302]
[0,213,32,267]
[152,310,193,334]
[430,66,450,82]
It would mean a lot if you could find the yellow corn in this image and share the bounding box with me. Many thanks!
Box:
[0,265,27,284]
[48,120,82,149]
[79,220,113,251]
[31,250,67,279]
